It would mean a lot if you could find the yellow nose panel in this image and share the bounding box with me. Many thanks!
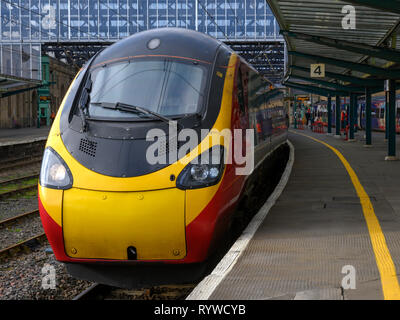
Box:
[62,188,186,260]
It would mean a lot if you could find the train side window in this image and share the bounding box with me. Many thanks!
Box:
[380,107,385,119]
[237,70,245,114]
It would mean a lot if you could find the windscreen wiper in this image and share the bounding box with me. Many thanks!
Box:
[91,101,181,128]
[76,49,103,133]
[78,75,92,132]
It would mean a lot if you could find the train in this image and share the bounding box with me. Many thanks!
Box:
[358,94,400,132]
[38,28,288,287]
[312,93,400,132]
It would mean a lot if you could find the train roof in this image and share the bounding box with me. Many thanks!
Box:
[91,28,230,68]
[89,27,276,86]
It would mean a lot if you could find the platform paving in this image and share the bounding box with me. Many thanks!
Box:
[206,129,400,300]
[0,126,50,146]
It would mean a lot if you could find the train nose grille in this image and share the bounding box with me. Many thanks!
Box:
[79,138,97,157]
[157,136,178,157]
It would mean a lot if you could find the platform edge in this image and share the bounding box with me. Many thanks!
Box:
[0,136,48,147]
[186,139,295,300]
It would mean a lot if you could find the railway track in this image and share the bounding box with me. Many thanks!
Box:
[72,283,112,300]
[0,209,43,259]
[0,156,42,172]
[72,283,196,300]
[0,232,47,260]
[0,174,39,200]
[0,209,39,227]
[0,174,39,187]
[0,185,38,200]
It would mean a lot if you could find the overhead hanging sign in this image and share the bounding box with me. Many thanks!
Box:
[310,64,325,78]
[384,80,390,92]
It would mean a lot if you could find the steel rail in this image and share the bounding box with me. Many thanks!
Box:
[0,232,46,259]
[0,185,38,200]
[72,283,112,300]
[0,157,42,171]
[0,174,39,187]
[0,209,40,227]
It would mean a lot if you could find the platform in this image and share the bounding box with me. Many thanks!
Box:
[188,129,400,300]
[0,126,50,147]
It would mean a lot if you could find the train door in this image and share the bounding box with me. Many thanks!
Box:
[379,102,385,130]
[396,98,400,133]
[222,59,251,230]
[236,62,249,131]
[381,93,400,132]
[357,99,363,130]
[233,61,251,171]
[360,101,365,129]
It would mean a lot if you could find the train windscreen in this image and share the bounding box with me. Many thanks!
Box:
[86,58,208,119]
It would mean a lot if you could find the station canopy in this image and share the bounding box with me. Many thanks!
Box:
[0,44,42,98]
[0,0,285,84]
[0,74,43,98]
[266,0,400,96]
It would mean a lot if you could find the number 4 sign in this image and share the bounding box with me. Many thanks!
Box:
[310,64,325,78]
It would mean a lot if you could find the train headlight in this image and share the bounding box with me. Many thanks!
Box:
[176,146,225,190]
[39,147,73,189]
[190,165,209,181]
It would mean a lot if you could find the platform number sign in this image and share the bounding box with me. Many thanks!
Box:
[311,64,325,78]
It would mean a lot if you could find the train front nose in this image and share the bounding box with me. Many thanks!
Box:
[62,187,186,260]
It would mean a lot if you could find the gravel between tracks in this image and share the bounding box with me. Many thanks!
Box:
[0,167,94,300]
[0,244,93,300]
[0,163,41,182]
[0,214,43,250]
[0,198,38,221]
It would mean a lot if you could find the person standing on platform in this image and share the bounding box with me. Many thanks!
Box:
[306,109,311,128]
[50,111,56,124]
[341,110,346,130]
[310,108,315,128]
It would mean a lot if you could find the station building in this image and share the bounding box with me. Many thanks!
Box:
[0,0,284,128]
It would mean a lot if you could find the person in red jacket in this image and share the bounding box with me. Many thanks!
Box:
[50,111,56,124]
[341,110,347,130]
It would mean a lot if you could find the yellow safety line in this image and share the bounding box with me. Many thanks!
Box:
[291,130,400,300]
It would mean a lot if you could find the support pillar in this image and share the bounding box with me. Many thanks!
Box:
[349,94,355,141]
[365,87,372,146]
[386,79,397,160]
[37,56,51,128]
[294,96,297,129]
[335,96,341,137]
[354,96,358,133]
[327,95,332,134]
[385,91,389,140]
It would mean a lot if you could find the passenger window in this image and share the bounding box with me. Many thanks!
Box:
[237,69,245,114]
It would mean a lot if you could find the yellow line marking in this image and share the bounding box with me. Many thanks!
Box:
[291,130,400,300]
